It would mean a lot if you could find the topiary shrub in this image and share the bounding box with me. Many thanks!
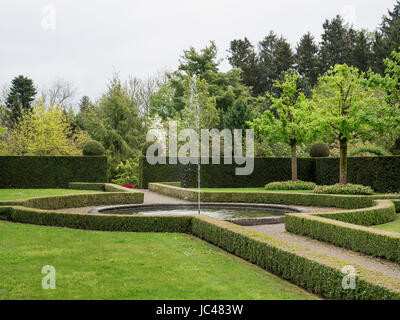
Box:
[349,146,390,157]
[309,142,330,158]
[83,140,105,156]
[265,180,317,191]
[314,183,374,195]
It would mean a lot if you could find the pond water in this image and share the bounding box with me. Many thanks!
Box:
[102,205,287,220]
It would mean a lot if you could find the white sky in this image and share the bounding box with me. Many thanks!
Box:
[0,0,396,103]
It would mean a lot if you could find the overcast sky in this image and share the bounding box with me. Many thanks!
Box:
[0,0,396,104]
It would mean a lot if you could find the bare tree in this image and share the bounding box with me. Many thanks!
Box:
[41,77,77,109]
[126,71,168,116]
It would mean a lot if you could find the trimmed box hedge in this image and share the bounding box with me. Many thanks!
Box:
[0,156,107,188]
[148,183,375,209]
[0,183,144,210]
[140,156,400,193]
[285,200,400,263]
[0,206,399,300]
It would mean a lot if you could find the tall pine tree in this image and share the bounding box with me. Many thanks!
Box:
[5,75,36,128]
[296,32,320,87]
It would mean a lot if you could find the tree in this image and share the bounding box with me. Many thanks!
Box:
[296,32,320,87]
[319,15,354,74]
[352,30,373,72]
[41,78,76,109]
[4,100,81,155]
[222,98,252,130]
[371,31,389,74]
[78,96,91,113]
[249,73,312,182]
[381,1,400,54]
[79,74,145,178]
[311,64,396,184]
[227,37,259,94]
[5,75,37,128]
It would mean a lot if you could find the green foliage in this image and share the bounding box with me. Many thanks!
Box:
[285,200,400,264]
[250,73,311,147]
[222,98,252,130]
[311,64,397,184]
[140,157,315,189]
[78,74,145,179]
[4,100,83,156]
[5,75,37,128]
[309,142,330,158]
[83,140,105,156]
[149,183,375,209]
[112,158,139,185]
[349,146,391,157]
[265,180,316,191]
[0,156,107,188]
[314,183,374,195]
[296,32,320,87]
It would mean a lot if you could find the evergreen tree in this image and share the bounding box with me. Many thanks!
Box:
[352,30,373,72]
[318,15,353,74]
[296,32,320,87]
[227,38,259,94]
[222,99,252,130]
[372,31,389,74]
[78,95,91,113]
[381,0,400,53]
[5,75,36,128]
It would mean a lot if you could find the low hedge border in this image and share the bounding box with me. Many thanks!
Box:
[285,200,400,263]
[148,183,375,209]
[0,183,145,210]
[0,205,399,299]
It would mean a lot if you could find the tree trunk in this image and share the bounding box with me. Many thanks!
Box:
[291,143,298,182]
[339,138,348,185]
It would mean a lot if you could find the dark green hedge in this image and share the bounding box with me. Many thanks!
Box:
[23,192,144,210]
[148,183,375,209]
[0,156,107,188]
[141,156,400,193]
[1,205,398,300]
[315,156,400,193]
[140,157,315,189]
[285,200,400,263]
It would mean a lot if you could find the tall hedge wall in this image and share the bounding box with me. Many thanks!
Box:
[0,156,107,188]
[140,157,315,189]
[140,156,400,193]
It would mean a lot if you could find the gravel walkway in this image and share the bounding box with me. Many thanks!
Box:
[247,223,400,279]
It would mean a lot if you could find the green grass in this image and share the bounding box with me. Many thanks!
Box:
[0,221,317,300]
[373,214,400,234]
[0,189,103,201]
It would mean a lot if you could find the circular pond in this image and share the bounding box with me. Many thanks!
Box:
[89,203,306,226]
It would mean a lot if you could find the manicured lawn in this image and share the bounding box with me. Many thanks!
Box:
[0,221,317,300]
[0,189,103,201]
[373,215,400,234]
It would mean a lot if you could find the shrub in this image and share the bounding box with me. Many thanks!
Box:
[83,140,105,156]
[265,180,316,190]
[112,158,139,185]
[314,183,374,195]
[349,146,391,157]
[309,142,330,158]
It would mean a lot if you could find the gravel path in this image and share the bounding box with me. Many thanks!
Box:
[247,223,400,279]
